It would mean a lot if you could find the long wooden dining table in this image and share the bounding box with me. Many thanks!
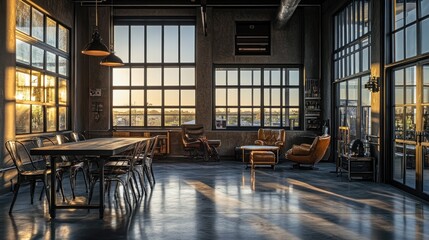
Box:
[30,137,148,219]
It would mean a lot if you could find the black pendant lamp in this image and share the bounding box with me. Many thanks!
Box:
[81,0,110,56]
[100,49,124,66]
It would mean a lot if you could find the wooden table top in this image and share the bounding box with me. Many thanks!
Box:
[30,137,149,156]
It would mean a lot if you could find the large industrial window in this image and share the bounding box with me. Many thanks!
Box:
[214,66,301,129]
[391,0,429,63]
[112,19,196,127]
[333,0,371,141]
[15,0,70,134]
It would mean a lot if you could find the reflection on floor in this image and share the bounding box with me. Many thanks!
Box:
[1,160,428,239]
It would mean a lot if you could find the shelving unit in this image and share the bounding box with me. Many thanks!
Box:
[304,78,322,131]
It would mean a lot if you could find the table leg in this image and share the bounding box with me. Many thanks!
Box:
[50,156,56,219]
[242,148,245,163]
[276,149,279,164]
[99,158,105,219]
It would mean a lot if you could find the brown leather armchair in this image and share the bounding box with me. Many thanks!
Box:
[181,124,221,161]
[285,135,331,168]
[254,128,286,148]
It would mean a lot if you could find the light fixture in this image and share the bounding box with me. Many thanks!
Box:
[81,0,110,56]
[100,48,124,66]
[99,0,124,67]
[364,75,380,92]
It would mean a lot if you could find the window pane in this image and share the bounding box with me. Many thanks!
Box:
[113,90,130,106]
[228,70,238,85]
[46,107,56,132]
[32,105,44,132]
[164,26,179,63]
[394,30,404,62]
[421,18,429,54]
[215,69,227,85]
[181,67,195,85]
[227,108,238,126]
[361,77,371,106]
[131,26,144,63]
[16,104,30,134]
[147,90,162,106]
[215,108,226,122]
[422,0,429,17]
[113,68,130,86]
[405,24,417,58]
[46,52,56,73]
[16,69,31,101]
[32,46,44,69]
[181,108,195,124]
[227,89,238,106]
[131,108,144,126]
[240,89,252,106]
[180,26,195,63]
[32,8,44,41]
[113,108,130,126]
[165,90,179,106]
[271,88,281,106]
[147,26,162,63]
[147,108,162,126]
[240,108,253,126]
[58,24,69,52]
[147,67,162,86]
[46,17,57,47]
[181,90,195,106]
[240,69,252,85]
[405,0,417,24]
[58,57,68,76]
[216,89,226,106]
[165,108,179,126]
[16,0,30,34]
[45,75,56,104]
[115,26,129,63]
[131,90,144,106]
[395,0,405,29]
[288,69,300,86]
[31,71,43,102]
[348,79,358,106]
[131,68,144,86]
[16,39,30,64]
[58,78,68,105]
[164,68,179,86]
[253,89,261,106]
[288,88,300,106]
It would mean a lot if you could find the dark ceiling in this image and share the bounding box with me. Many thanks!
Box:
[75,0,324,7]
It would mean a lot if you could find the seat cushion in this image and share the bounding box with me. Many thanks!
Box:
[250,151,276,164]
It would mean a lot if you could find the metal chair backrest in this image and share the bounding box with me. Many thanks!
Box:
[32,136,55,163]
[5,140,36,172]
[70,132,86,142]
[55,134,70,161]
[148,136,159,158]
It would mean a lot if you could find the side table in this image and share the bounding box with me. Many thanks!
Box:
[339,155,375,181]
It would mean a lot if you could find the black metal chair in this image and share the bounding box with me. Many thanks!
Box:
[5,140,51,214]
[143,136,158,189]
[55,134,89,199]
[32,136,67,202]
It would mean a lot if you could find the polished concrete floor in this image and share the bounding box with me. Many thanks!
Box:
[1,160,429,240]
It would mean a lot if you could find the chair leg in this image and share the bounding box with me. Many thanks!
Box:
[30,181,36,204]
[9,183,21,214]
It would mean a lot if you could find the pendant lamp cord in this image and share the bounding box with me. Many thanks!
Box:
[95,0,98,27]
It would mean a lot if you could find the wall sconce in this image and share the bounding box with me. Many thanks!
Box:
[364,76,380,92]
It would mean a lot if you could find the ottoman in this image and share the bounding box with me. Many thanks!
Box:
[250,151,276,169]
